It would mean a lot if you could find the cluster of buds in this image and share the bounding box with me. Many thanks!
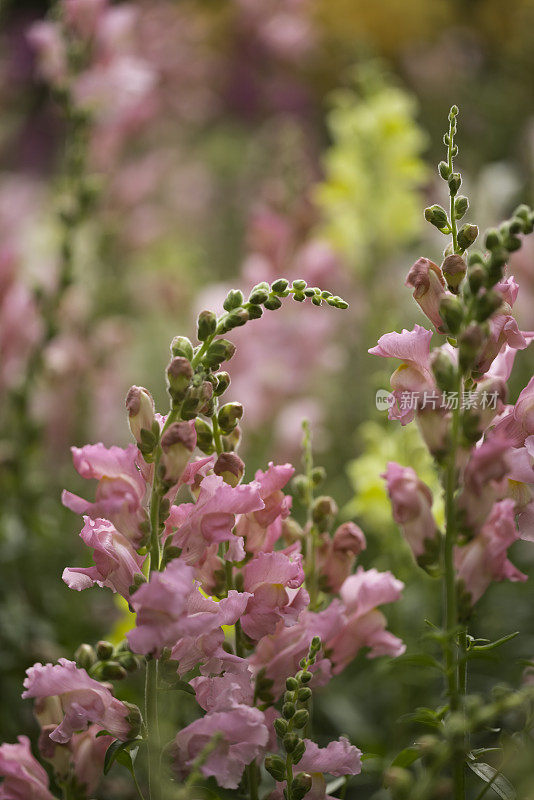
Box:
[265,636,321,800]
[74,640,140,682]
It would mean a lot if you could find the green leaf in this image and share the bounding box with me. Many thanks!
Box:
[400,707,444,729]
[391,746,421,768]
[395,653,445,672]
[471,632,519,653]
[103,739,141,775]
[467,760,516,800]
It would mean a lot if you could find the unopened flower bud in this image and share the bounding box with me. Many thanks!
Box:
[218,402,243,434]
[96,641,114,660]
[125,386,156,444]
[438,160,451,179]
[74,643,96,671]
[333,521,366,554]
[439,295,464,334]
[425,205,449,231]
[160,422,196,484]
[117,651,139,672]
[194,418,214,454]
[282,703,295,719]
[271,278,289,293]
[454,195,469,219]
[474,289,502,322]
[166,357,193,402]
[170,336,193,361]
[293,773,313,800]
[214,371,230,396]
[264,295,282,310]
[292,709,309,729]
[312,495,338,532]
[441,254,467,293]
[459,322,485,372]
[223,289,244,312]
[222,425,242,452]
[265,755,286,782]
[274,717,289,736]
[406,257,447,331]
[213,452,244,487]
[448,172,462,195]
[100,661,127,681]
[205,339,236,369]
[282,518,303,544]
[293,739,306,764]
[249,282,270,304]
[223,308,249,330]
[485,228,501,250]
[468,262,485,293]
[283,733,300,752]
[197,310,217,341]
[123,702,142,738]
[431,349,457,394]
[457,223,478,250]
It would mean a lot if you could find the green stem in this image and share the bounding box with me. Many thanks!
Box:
[145,658,161,800]
[212,411,223,456]
[443,374,465,798]
[247,762,259,800]
[447,116,459,253]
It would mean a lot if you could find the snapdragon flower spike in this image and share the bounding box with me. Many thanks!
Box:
[22,658,137,743]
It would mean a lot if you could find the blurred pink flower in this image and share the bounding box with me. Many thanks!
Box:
[298,736,362,777]
[383,462,439,560]
[0,736,54,800]
[406,257,448,333]
[171,705,269,790]
[316,522,366,593]
[235,462,294,553]
[455,499,526,604]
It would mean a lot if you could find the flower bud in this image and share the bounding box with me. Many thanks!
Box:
[218,402,243,434]
[485,228,501,250]
[74,643,97,670]
[406,257,447,331]
[454,195,468,219]
[170,336,194,361]
[96,641,114,660]
[438,160,451,179]
[312,495,338,532]
[473,289,502,322]
[298,687,312,702]
[213,452,244,487]
[247,304,263,320]
[167,357,193,402]
[468,262,485,293]
[274,717,289,736]
[296,669,312,684]
[457,223,478,250]
[282,702,295,719]
[194,418,214,454]
[160,422,196,484]
[249,282,270,304]
[223,289,244,311]
[333,521,366,554]
[459,322,485,372]
[197,310,217,341]
[125,386,156,444]
[293,773,313,800]
[439,295,464,335]
[265,755,286,782]
[214,371,230,396]
[123,702,142,739]
[264,295,282,310]
[292,709,309,729]
[205,338,236,369]
[117,651,139,672]
[283,733,300,752]
[431,349,457,394]
[293,739,306,764]
[286,677,299,691]
[223,308,249,330]
[271,278,289,293]
[441,254,466,293]
[100,661,127,681]
[448,172,461,195]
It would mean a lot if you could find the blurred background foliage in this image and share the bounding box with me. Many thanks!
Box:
[0,0,533,797]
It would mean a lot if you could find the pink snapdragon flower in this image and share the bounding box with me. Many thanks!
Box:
[383,462,439,562]
[473,278,532,377]
[70,726,113,794]
[327,568,406,672]
[508,436,534,540]
[22,659,133,743]
[457,434,512,532]
[298,736,362,777]
[316,522,366,593]
[165,474,264,563]
[62,443,148,547]
[191,666,254,713]
[0,736,55,800]
[170,589,251,675]
[493,375,534,447]
[454,499,527,604]
[241,550,309,639]
[63,516,145,598]
[405,257,448,332]
[235,462,294,553]
[369,325,435,423]
[171,705,269,789]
